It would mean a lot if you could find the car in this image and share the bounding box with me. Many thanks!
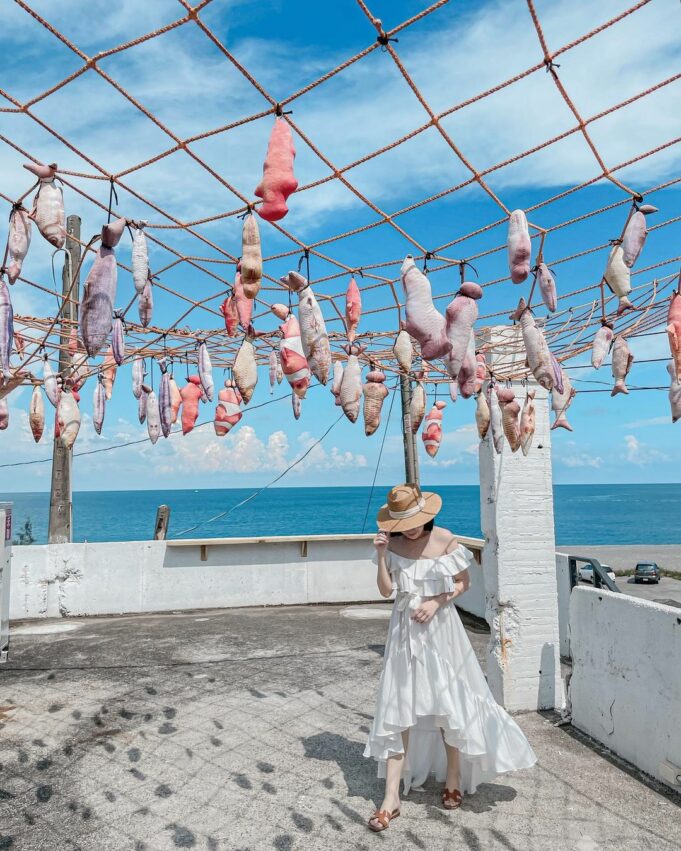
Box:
[579,563,616,584]
[634,562,661,583]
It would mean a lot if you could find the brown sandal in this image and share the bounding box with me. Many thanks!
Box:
[442,788,462,809]
[368,808,400,832]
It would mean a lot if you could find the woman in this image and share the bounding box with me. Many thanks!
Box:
[365,484,536,832]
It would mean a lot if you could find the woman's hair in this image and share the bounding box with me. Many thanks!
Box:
[390,518,434,537]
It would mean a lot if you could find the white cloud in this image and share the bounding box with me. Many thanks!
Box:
[623,433,668,467]
[622,415,669,429]
[561,452,603,469]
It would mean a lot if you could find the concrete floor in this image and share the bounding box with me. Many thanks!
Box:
[575,576,681,607]
[1,604,680,851]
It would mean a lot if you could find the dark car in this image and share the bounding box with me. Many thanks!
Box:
[634,562,661,583]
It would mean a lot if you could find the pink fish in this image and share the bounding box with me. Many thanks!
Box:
[29,385,44,442]
[520,390,536,456]
[422,401,446,457]
[444,281,481,380]
[269,350,277,394]
[401,255,451,361]
[622,206,657,268]
[667,291,681,381]
[220,294,239,337]
[7,206,32,284]
[475,391,490,439]
[280,314,311,399]
[111,311,125,365]
[363,368,389,436]
[345,276,362,342]
[254,118,298,222]
[292,392,302,420]
[0,398,7,430]
[81,217,126,356]
[339,344,364,423]
[487,383,503,453]
[550,352,564,395]
[551,372,576,430]
[409,375,426,434]
[169,376,181,424]
[13,331,25,358]
[270,303,289,321]
[591,322,614,370]
[138,278,153,328]
[240,213,262,298]
[56,388,81,449]
[180,375,203,435]
[536,263,557,312]
[611,336,634,396]
[457,331,477,399]
[234,266,253,330]
[507,210,531,284]
[25,162,65,249]
[214,380,243,436]
[496,387,521,452]
[474,353,486,395]
[101,347,117,400]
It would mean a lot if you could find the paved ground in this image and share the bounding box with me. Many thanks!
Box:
[1,604,680,851]
[576,576,681,607]
[558,545,680,575]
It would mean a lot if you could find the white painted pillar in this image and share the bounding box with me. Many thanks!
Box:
[479,326,564,711]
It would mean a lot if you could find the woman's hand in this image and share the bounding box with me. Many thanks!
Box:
[411,599,440,625]
[373,530,389,552]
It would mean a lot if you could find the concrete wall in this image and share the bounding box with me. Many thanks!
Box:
[9,534,486,621]
[570,587,681,791]
[555,553,572,659]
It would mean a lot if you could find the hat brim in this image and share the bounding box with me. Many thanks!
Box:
[376,491,442,533]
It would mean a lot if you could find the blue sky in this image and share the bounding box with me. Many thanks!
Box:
[1,0,680,492]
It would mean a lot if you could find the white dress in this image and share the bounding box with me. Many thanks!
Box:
[364,545,537,794]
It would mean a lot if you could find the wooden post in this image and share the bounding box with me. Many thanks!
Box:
[153,505,171,540]
[48,215,81,544]
[400,373,419,485]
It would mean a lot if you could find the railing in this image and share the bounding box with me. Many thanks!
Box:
[567,555,620,593]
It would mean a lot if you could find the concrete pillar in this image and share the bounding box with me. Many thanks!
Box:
[479,325,564,711]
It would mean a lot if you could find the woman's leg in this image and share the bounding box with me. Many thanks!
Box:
[369,731,409,827]
[442,733,460,791]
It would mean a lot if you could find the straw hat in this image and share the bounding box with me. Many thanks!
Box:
[376,484,442,533]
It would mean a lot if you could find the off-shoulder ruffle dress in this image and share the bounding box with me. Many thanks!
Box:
[364,545,536,794]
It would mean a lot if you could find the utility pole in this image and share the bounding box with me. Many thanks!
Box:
[399,372,419,485]
[48,215,81,544]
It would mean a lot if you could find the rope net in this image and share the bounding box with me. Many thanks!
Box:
[1,0,679,455]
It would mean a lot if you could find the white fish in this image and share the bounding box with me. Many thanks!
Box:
[339,344,363,423]
[234,337,258,404]
[282,271,331,385]
[393,329,413,374]
[409,377,426,434]
[510,298,553,390]
[132,358,145,400]
[269,350,277,394]
[520,390,536,456]
[131,223,149,295]
[475,391,490,439]
[292,392,302,420]
[551,371,576,430]
[93,379,106,435]
[43,355,59,407]
[611,336,634,396]
[667,362,681,423]
[591,322,614,370]
[487,384,504,454]
[27,164,65,248]
[604,245,633,314]
[198,341,214,401]
[57,390,81,449]
[331,359,344,407]
[0,398,8,430]
[146,390,160,444]
[536,263,557,313]
[7,206,32,284]
[0,279,14,377]
[507,209,531,284]
[138,279,153,327]
[138,387,148,424]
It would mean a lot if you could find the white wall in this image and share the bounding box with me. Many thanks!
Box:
[555,553,572,659]
[9,534,486,621]
[570,587,681,790]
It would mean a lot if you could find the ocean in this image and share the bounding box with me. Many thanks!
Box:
[1,484,680,546]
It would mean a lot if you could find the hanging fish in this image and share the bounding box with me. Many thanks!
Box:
[520,390,536,456]
[269,350,277,394]
[667,291,681,381]
[146,389,160,445]
[180,375,203,434]
[345,276,362,342]
[254,118,298,222]
[282,271,331,384]
[13,331,25,358]
[611,336,634,396]
[487,384,504,454]
[111,311,125,365]
[331,359,344,407]
[198,341,214,402]
[214,380,243,435]
[393,329,413,374]
[220,293,239,337]
[138,386,148,424]
[401,256,451,360]
[131,222,149,294]
[536,263,557,312]
[7,206,32,285]
[57,389,81,449]
[363,368,389,436]
[43,354,58,407]
[409,375,426,434]
[159,363,172,438]
[604,245,633,315]
[276,350,283,384]
[280,313,311,399]
[29,385,44,442]
[169,375,182,424]
[448,381,458,402]
[81,217,126,356]
[233,266,253,330]
[138,277,153,328]
[233,336,258,403]
[0,398,8,430]
[25,162,65,248]
[457,331,477,399]
[591,321,614,370]
[507,209,531,284]
[292,392,302,420]
[444,282,481,380]
[622,206,657,268]
[475,391,490,439]
[271,303,289,321]
[496,387,521,452]
[132,357,145,399]
[474,353,486,395]
[551,371,576,430]
[241,213,262,299]
[93,378,106,436]
[67,327,89,392]
[550,352,564,396]
[510,298,553,390]
[101,347,117,400]
[667,362,681,423]
[339,343,363,423]
[422,400,446,457]
[0,279,13,377]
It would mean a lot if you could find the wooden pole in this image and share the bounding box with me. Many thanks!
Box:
[153,505,171,540]
[48,215,81,544]
[400,373,419,485]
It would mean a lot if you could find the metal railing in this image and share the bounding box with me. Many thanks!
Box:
[568,555,621,594]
